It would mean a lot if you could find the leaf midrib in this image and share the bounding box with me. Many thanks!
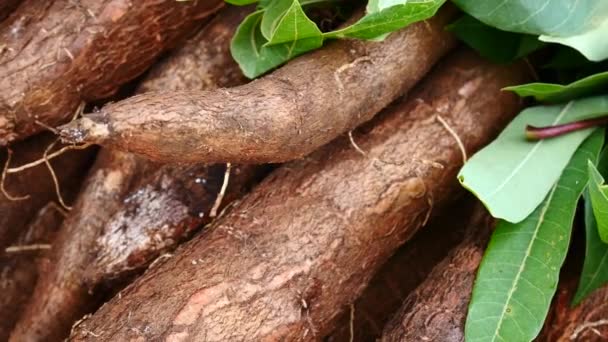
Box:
[490,183,558,342]
[487,101,574,200]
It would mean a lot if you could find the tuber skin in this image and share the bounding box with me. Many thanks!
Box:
[9,6,258,342]
[0,0,223,145]
[9,149,152,342]
[0,133,93,251]
[380,205,494,342]
[59,6,458,164]
[84,5,259,283]
[68,49,528,341]
[0,203,64,341]
[538,282,608,341]
[326,197,478,342]
[0,0,20,21]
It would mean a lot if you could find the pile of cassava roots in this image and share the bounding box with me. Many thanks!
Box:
[0,1,603,341]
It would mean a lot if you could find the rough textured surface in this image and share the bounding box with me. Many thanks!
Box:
[84,4,257,284]
[0,203,64,341]
[381,205,494,342]
[539,282,608,341]
[137,5,249,93]
[69,49,528,342]
[0,133,93,251]
[0,0,223,145]
[326,197,476,342]
[9,150,150,342]
[9,7,258,342]
[59,6,458,164]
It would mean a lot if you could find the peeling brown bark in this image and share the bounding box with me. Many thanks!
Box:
[59,6,458,164]
[326,197,478,342]
[9,7,257,342]
[0,0,223,145]
[68,49,528,342]
[381,205,494,342]
[0,203,64,341]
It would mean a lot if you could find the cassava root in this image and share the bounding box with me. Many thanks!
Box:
[0,203,65,341]
[326,197,479,342]
[0,133,92,251]
[69,49,528,341]
[381,204,494,342]
[8,6,258,342]
[58,6,458,164]
[538,279,608,341]
[0,0,223,145]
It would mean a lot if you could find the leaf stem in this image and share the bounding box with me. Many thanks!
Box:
[526,115,608,141]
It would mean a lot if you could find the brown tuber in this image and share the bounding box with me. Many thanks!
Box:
[381,205,494,342]
[0,134,92,251]
[326,197,479,342]
[68,49,528,341]
[0,0,223,145]
[0,204,65,341]
[539,283,608,341]
[59,6,458,164]
[8,6,258,342]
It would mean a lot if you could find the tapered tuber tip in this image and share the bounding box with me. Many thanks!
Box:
[58,114,110,145]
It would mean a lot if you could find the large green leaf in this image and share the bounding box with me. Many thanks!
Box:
[447,15,544,64]
[458,95,608,223]
[465,129,604,342]
[588,161,608,243]
[231,7,323,78]
[452,0,608,61]
[324,0,445,40]
[260,0,292,41]
[264,0,322,45]
[573,189,608,305]
[540,20,608,62]
[504,71,608,103]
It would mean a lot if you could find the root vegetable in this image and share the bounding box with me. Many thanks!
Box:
[538,282,608,341]
[0,0,223,145]
[58,6,458,164]
[0,133,92,251]
[9,7,257,342]
[68,49,528,341]
[380,205,494,342]
[0,203,64,341]
[9,150,149,342]
[326,197,477,342]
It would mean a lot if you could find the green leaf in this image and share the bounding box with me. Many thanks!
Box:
[447,15,544,64]
[540,19,608,62]
[366,0,406,13]
[458,95,608,223]
[588,161,608,243]
[452,0,608,61]
[324,0,445,40]
[465,129,604,342]
[505,71,608,103]
[573,188,608,305]
[231,8,322,78]
[260,0,293,41]
[264,0,322,45]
